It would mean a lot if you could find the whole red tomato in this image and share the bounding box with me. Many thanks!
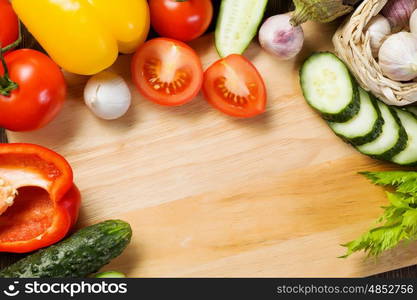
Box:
[0,49,67,131]
[150,0,213,42]
[0,0,19,51]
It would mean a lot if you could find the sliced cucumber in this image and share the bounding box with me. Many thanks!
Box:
[391,109,417,166]
[300,52,360,122]
[329,88,384,146]
[356,102,407,160]
[215,0,268,57]
[407,106,417,116]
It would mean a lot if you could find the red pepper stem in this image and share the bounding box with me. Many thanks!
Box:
[0,49,18,97]
[1,21,22,53]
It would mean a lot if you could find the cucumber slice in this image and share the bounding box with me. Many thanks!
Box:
[391,109,417,166]
[357,102,407,160]
[407,106,417,116]
[329,89,384,146]
[300,52,360,122]
[215,0,268,57]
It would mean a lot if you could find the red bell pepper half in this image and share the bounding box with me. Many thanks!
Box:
[0,143,81,253]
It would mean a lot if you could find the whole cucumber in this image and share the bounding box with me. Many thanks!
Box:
[0,220,132,278]
[94,271,126,278]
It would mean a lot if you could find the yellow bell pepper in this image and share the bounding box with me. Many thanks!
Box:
[12,0,150,75]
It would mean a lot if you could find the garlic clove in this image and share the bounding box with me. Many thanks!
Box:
[84,71,132,120]
[378,32,417,81]
[365,15,391,57]
[410,9,417,35]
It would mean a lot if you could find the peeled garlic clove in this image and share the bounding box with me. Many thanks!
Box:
[365,15,391,57]
[84,71,132,120]
[378,32,417,81]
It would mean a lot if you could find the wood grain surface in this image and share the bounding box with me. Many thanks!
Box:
[5,21,417,277]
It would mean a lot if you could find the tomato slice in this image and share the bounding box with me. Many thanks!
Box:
[203,54,267,118]
[131,38,203,106]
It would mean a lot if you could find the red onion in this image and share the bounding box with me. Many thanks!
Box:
[259,14,304,60]
[382,0,417,32]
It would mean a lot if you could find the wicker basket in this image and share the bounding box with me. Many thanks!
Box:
[333,0,417,106]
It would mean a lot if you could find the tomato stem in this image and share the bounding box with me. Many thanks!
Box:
[0,49,18,97]
[1,21,22,53]
[0,19,20,96]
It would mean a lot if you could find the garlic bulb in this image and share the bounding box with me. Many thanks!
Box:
[259,13,304,60]
[379,32,417,81]
[365,15,391,57]
[410,9,417,35]
[84,71,131,120]
[382,0,417,32]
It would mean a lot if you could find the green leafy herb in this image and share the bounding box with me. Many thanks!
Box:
[341,171,417,258]
[360,171,417,194]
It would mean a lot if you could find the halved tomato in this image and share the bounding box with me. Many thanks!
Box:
[203,54,267,118]
[131,38,203,106]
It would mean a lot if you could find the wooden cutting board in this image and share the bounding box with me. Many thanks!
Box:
[7,22,417,277]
